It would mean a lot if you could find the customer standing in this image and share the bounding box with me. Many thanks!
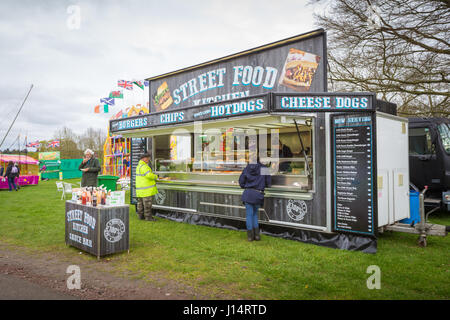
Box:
[79,149,101,187]
[4,161,19,191]
[135,153,159,221]
[239,153,271,241]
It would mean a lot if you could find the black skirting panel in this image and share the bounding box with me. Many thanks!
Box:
[155,210,377,253]
[157,189,326,227]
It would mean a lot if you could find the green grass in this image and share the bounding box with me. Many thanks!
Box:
[0,179,449,299]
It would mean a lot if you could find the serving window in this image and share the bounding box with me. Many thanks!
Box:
[152,116,314,191]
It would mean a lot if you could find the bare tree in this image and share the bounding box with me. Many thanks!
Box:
[78,127,107,159]
[54,126,83,159]
[313,0,449,117]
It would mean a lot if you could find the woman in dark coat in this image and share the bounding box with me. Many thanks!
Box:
[4,161,19,191]
[239,155,271,241]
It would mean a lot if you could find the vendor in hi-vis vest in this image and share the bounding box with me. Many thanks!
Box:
[135,153,158,221]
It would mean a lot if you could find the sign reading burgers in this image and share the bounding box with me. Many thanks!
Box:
[147,29,327,113]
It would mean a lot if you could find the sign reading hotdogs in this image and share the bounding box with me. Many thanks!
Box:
[147,29,327,113]
[111,94,270,131]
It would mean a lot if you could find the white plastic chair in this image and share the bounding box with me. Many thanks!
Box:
[117,178,130,191]
[56,181,64,199]
[62,182,75,200]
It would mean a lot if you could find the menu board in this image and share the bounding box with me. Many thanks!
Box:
[331,113,376,236]
[130,138,147,205]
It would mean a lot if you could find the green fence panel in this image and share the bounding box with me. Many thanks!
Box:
[62,170,82,179]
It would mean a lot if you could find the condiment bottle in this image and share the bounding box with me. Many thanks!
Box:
[92,191,97,207]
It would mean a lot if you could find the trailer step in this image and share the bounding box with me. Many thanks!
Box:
[424,198,442,204]
[384,223,448,237]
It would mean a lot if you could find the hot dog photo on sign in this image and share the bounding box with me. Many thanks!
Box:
[279,48,321,92]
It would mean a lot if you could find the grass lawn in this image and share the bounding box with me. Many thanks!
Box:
[0,178,449,299]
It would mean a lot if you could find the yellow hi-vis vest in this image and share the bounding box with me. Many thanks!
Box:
[135,160,158,197]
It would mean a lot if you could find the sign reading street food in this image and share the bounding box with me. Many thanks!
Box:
[65,202,130,258]
[147,29,326,113]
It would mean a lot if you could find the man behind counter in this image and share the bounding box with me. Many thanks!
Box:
[79,149,101,187]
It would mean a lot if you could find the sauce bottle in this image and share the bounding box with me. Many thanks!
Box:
[92,191,97,207]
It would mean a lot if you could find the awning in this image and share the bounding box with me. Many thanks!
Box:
[117,114,311,138]
[0,154,39,165]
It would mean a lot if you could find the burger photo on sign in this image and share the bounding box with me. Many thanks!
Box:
[279,48,321,92]
[153,81,174,112]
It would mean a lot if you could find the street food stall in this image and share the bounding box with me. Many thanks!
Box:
[109,29,410,253]
[0,154,39,188]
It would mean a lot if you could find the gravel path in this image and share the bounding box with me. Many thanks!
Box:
[0,245,204,300]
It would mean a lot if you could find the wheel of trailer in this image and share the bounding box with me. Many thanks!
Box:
[418,235,427,247]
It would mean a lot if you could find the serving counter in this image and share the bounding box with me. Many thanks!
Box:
[65,201,129,259]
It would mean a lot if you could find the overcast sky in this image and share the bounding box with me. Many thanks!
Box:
[0,0,326,151]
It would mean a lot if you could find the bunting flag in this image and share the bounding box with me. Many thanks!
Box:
[115,110,123,119]
[144,80,149,87]
[109,90,123,98]
[133,80,144,90]
[26,140,41,148]
[100,97,115,105]
[94,104,109,113]
[118,80,133,90]
[47,140,60,148]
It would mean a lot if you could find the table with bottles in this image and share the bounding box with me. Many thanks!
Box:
[65,186,129,259]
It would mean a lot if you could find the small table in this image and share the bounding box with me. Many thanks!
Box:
[65,201,129,259]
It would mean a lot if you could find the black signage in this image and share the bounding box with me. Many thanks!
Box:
[331,113,376,236]
[130,138,147,204]
[273,93,374,112]
[147,29,326,113]
[65,202,129,258]
[110,94,270,132]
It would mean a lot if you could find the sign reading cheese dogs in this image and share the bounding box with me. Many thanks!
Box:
[147,29,327,113]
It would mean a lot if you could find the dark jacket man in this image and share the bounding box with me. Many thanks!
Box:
[79,150,101,187]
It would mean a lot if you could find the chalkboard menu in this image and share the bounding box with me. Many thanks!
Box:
[130,138,147,205]
[331,113,376,236]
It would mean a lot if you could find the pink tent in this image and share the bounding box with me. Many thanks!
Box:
[0,154,39,189]
[0,154,39,165]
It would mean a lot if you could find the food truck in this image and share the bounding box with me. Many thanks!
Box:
[109,29,411,253]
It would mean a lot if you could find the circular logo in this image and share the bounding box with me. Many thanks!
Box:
[155,189,166,205]
[104,218,125,243]
[286,200,308,221]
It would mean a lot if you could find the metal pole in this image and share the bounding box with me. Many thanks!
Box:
[293,119,311,178]
[0,84,33,149]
